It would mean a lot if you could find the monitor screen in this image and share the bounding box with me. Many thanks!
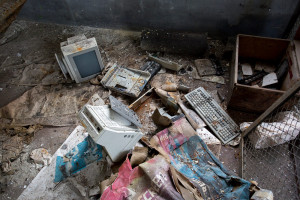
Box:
[73,51,101,78]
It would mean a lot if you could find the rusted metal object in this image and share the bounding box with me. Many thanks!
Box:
[0,0,27,33]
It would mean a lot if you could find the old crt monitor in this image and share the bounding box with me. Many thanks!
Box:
[55,34,104,83]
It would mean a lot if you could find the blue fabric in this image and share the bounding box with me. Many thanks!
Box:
[170,135,251,200]
[54,135,103,182]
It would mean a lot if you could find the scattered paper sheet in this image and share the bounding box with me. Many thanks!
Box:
[241,63,253,76]
[262,72,278,87]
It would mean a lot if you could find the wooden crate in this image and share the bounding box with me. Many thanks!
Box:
[228,34,300,113]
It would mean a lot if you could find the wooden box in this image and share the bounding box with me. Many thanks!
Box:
[228,34,300,113]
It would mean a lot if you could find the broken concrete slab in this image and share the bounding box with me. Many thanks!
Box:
[191,66,201,79]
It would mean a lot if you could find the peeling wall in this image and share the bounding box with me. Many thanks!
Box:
[18,0,300,38]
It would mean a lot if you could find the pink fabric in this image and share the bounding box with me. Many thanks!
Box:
[101,157,143,200]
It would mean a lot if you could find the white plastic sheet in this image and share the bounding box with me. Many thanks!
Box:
[241,111,300,149]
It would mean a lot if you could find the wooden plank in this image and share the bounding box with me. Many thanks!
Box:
[281,43,300,90]
[231,35,239,89]
[242,80,300,138]
[228,35,239,103]
[294,40,300,64]
[228,84,284,113]
[238,34,290,62]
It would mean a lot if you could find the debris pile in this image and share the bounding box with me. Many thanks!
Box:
[0,25,278,200]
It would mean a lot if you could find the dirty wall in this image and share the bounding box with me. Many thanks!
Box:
[18,0,300,38]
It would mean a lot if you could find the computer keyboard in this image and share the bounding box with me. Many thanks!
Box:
[185,87,240,144]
